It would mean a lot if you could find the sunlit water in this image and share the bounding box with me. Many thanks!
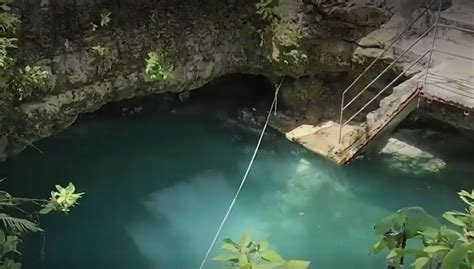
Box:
[0,96,472,269]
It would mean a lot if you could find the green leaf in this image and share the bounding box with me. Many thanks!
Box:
[212,254,239,262]
[285,260,310,269]
[440,242,470,269]
[222,242,239,253]
[39,205,54,215]
[239,253,249,267]
[443,212,467,227]
[65,183,75,193]
[0,213,42,233]
[374,213,397,235]
[240,233,251,250]
[412,257,429,269]
[423,245,450,253]
[258,240,269,251]
[261,250,285,263]
[0,229,4,244]
[369,239,387,255]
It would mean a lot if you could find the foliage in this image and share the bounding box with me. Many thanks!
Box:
[254,1,306,66]
[256,0,281,25]
[0,37,15,69]
[371,190,474,269]
[0,183,83,269]
[88,45,114,75]
[144,51,174,83]
[40,183,84,214]
[213,233,310,269]
[0,0,49,103]
[91,11,111,32]
[88,12,115,76]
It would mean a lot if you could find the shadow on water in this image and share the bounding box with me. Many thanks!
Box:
[0,75,472,269]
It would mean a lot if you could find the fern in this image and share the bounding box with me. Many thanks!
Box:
[0,12,19,33]
[0,213,42,233]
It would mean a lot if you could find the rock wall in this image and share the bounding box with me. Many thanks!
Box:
[0,0,395,159]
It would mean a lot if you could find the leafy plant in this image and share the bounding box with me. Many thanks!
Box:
[256,0,281,25]
[88,45,114,75]
[0,183,84,269]
[91,11,111,32]
[144,51,174,83]
[40,183,84,214]
[213,233,310,269]
[15,65,49,101]
[0,37,15,69]
[371,190,474,269]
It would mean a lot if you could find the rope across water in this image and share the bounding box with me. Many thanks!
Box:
[198,77,285,269]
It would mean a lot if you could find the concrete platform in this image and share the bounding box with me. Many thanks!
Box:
[270,0,473,164]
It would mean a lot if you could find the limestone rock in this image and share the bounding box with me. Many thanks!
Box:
[380,129,446,174]
[0,0,396,159]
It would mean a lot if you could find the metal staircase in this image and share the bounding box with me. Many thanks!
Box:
[336,0,474,161]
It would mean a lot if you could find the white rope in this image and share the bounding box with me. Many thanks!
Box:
[198,77,285,269]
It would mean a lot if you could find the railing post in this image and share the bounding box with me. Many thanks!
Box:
[422,0,443,90]
[338,92,345,144]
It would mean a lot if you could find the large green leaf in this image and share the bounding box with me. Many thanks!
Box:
[412,257,429,269]
[440,242,470,269]
[374,207,440,238]
[387,248,427,260]
[402,207,440,238]
[443,212,467,227]
[424,245,450,253]
[374,213,397,235]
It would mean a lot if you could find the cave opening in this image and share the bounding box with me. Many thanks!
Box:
[88,73,277,124]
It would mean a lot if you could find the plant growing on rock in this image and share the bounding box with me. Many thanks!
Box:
[0,0,50,102]
[143,51,174,84]
[371,190,474,269]
[213,233,310,269]
[0,182,83,269]
[89,45,114,76]
[256,0,281,25]
[15,65,49,100]
[88,11,115,76]
[91,11,111,32]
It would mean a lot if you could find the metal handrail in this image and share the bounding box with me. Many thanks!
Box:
[342,49,431,127]
[342,24,435,111]
[337,0,474,145]
[338,0,440,142]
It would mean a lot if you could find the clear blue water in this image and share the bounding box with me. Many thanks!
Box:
[0,97,472,269]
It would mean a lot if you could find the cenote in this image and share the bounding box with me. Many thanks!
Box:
[0,75,472,269]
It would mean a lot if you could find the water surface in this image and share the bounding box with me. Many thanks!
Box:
[1,96,472,269]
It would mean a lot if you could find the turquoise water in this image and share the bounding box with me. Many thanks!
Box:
[0,95,472,269]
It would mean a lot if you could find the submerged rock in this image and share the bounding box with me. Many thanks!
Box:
[380,129,446,174]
